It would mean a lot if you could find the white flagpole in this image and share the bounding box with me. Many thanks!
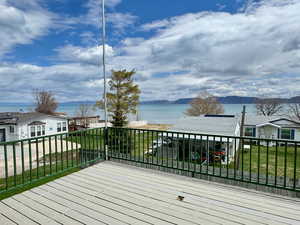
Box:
[102,0,107,128]
[101,0,108,160]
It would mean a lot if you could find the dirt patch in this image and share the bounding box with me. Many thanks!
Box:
[127,124,173,130]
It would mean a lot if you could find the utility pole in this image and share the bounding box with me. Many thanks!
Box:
[236,105,246,170]
[101,0,108,160]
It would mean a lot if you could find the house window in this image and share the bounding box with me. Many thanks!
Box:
[57,123,62,132]
[42,125,45,135]
[245,127,256,137]
[63,122,67,131]
[9,126,15,133]
[280,129,295,140]
[37,126,41,136]
[30,126,36,137]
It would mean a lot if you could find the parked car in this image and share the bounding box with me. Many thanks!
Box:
[145,138,170,156]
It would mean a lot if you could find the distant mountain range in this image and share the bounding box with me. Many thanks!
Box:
[141,96,300,104]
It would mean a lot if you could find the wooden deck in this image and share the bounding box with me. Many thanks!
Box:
[1,161,300,225]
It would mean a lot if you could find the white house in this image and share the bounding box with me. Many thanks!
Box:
[0,112,69,142]
[168,115,241,163]
[243,115,300,142]
[168,115,300,164]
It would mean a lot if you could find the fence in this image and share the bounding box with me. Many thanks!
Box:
[1,127,299,197]
[108,127,300,193]
[0,128,105,195]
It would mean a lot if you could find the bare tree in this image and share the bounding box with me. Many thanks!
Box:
[185,92,224,116]
[76,104,95,117]
[255,98,283,116]
[288,103,300,121]
[34,90,58,114]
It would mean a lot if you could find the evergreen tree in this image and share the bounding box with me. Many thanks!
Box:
[97,69,140,127]
[96,70,140,155]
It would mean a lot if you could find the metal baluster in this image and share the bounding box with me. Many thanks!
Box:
[284,141,288,187]
[293,143,297,190]
[234,138,237,180]
[206,136,209,174]
[60,134,64,169]
[275,140,278,186]
[241,138,244,181]
[172,132,174,169]
[29,140,32,182]
[55,135,58,172]
[226,137,229,179]
[42,137,46,176]
[4,144,8,189]
[219,136,222,177]
[35,138,39,179]
[70,132,74,167]
[151,130,154,165]
[257,140,261,184]
[249,139,252,182]
[21,141,25,184]
[213,136,215,175]
[188,134,191,172]
[194,134,196,172]
[266,140,269,185]
[13,143,17,186]
[49,136,52,174]
[200,135,203,174]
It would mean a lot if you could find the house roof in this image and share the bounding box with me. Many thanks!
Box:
[169,115,239,136]
[256,122,281,128]
[244,115,300,127]
[0,112,67,125]
[243,115,279,125]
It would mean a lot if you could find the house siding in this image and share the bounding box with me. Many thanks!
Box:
[294,128,300,141]
[0,125,18,142]
[18,116,68,140]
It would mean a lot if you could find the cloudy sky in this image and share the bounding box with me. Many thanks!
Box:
[1,0,300,102]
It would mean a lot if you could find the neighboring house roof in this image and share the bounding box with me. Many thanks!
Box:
[28,121,46,126]
[256,122,281,128]
[243,115,279,126]
[169,115,239,136]
[244,115,300,128]
[0,112,67,125]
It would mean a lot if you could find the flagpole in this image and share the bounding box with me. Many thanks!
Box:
[102,0,108,160]
[102,0,107,128]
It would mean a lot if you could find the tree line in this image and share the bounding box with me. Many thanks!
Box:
[185,92,300,120]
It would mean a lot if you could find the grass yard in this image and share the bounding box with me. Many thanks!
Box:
[230,144,300,179]
[0,160,80,200]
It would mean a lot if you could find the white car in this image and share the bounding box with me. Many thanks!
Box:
[146,138,170,155]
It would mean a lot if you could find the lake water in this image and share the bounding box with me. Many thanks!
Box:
[0,103,258,124]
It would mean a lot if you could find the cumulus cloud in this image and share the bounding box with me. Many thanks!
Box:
[2,0,300,102]
[55,45,114,65]
[0,0,54,58]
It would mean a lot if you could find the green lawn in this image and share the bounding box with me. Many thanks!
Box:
[0,160,80,200]
[230,144,300,179]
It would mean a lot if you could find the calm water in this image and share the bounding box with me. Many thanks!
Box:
[0,103,257,124]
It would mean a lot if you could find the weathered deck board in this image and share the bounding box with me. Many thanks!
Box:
[1,161,300,225]
[74,166,298,225]
[89,163,300,223]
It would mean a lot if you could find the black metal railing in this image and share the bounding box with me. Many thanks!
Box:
[1,126,299,197]
[0,128,105,195]
[108,127,300,193]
